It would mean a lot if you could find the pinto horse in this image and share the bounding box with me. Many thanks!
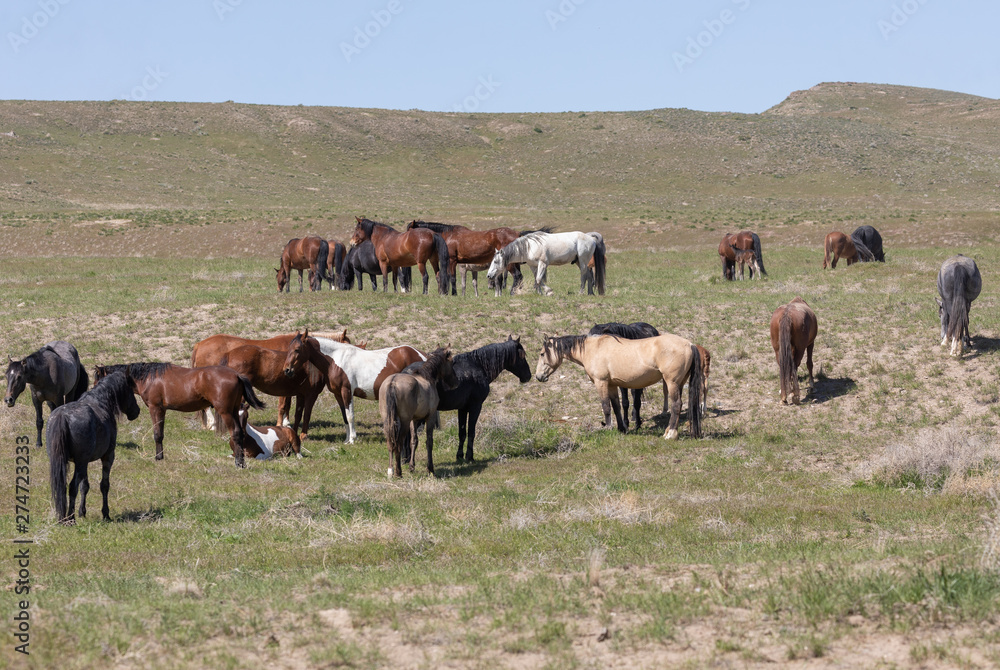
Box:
[5,340,90,447]
[276,236,330,292]
[487,231,606,296]
[535,333,703,440]
[770,297,818,405]
[237,403,297,460]
[822,232,875,269]
[94,363,266,468]
[937,255,982,357]
[47,371,141,523]
[380,347,458,477]
[349,217,450,295]
[718,231,766,281]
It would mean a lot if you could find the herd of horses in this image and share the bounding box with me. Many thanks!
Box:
[276,216,608,297]
[3,221,984,524]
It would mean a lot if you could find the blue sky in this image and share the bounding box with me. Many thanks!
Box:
[1,0,996,113]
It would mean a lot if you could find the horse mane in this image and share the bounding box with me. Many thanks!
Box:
[851,235,876,262]
[590,322,660,339]
[409,220,458,234]
[358,217,396,234]
[414,347,451,381]
[499,235,538,265]
[519,226,555,236]
[84,370,132,421]
[547,335,587,358]
[101,362,173,383]
[461,341,516,380]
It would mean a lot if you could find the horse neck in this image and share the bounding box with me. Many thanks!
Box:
[465,344,509,382]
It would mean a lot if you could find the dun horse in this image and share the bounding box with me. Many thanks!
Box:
[535,334,703,439]
[822,232,875,269]
[276,236,330,292]
[937,255,982,357]
[349,217,450,294]
[5,340,89,447]
[47,371,141,524]
[770,297,818,405]
[487,231,606,296]
[718,231,766,280]
[380,347,458,477]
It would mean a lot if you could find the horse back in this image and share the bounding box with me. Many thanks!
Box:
[588,334,694,388]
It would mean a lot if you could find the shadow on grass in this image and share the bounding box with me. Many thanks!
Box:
[810,376,856,403]
[428,458,491,479]
[966,336,1000,359]
[118,440,142,451]
[115,507,164,523]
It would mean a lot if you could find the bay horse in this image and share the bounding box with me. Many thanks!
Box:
[535,333,703,439]
[822,232,874,269]
[718,231,766,280]
[237,402,297,460]
[94,363,265,468]
[770,297,818,405]
[380,347,458,477]
[349,217,450,295]
[288,334,426,444]
[47,371,141,524]
[325,240,347,290]
[5,340,89,447]
[402,335,532,463]
[487,231,606,296]
[937,255,982,357]
[336,239,412,292]
[851,225,885,262]
[276,236,329,292]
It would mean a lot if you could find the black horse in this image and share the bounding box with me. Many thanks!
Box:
[402,335,532,463]
[851,225,885,262]
[336,240,412,292]
[937,254,982,356]
[47,370,141,524]
[589,322,661,430]
[5,341,90,447]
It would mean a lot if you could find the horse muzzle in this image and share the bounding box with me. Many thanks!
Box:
[283,367,295,378]
[535,372,550,383]
[4,396,14,407]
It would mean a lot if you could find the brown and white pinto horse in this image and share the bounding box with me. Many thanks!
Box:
[770,297,818,405]
[93,363,266,468]
[535,333,703,440]
[349,217,450,294]
[718,231,766,280]
[276,236,330,292]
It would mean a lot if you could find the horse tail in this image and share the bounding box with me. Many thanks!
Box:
[687,344,703,438]
[332,242,347,289]
[751,233,767,276]
[313,239,330,291]
[778,309,796,401]
[592,235,607,295]
[947,265,970,345]
[432,233,450,295]
[69,362,89,402]
[240,376,267,411]
[853,238,875,262]
[48,411,70,522]
[382,384,408,459]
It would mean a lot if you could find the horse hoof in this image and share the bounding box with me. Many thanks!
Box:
[296,453,303,460]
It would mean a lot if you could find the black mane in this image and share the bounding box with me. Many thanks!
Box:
[459,340,517,381]
[99,362,173,383]
[82,370,133,421]
[589,322,659,340]
[409,220,458,234]
[415,347,451,381]
[546,335,587,358]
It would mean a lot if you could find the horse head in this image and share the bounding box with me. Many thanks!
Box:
[4,358,24,407]
[349,218,370,248]
[534,336,562,382]
[439,345,459,391]
[275,266,289,292]
[507,335,533,384]
[282,329,310,378]
[486,249,505,282]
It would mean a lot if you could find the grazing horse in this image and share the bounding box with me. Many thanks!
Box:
[276,236,330,292]
[325,240,347,290]
[487,231,606,296]
[380,347,458,477]
[349,217,450,295]
[719,231,766,281]
[5,341,89,447]
[822,232,875,269]
[535,334,703,440]
[336,239,412,292]
[402,335,532,463]
[94,363,265,468]
[237,403,297,460]
[851,225,885,262]
[770,297,818,405]
[47,371,141,524]
[937,255,982,357]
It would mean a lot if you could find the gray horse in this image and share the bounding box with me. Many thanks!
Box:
[5,341,89,447]
[936,255,982,357]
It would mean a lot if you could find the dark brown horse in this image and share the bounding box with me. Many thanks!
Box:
[718,231,766,280]
[770,297,818,405]
[349,217,450,294]
[93,363,266,468]
[276,236,330,292]
[822,232,874,269]
[406,221,530,295]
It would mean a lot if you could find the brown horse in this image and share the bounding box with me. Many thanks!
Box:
[191,328,351,429]
[770,297,818,405]
[822,232,874,269]
[535,334,703,440]
[379,346,458,477]
[718,231,766,280]
[93,363,266,468]
[276,236,330,292]
[350,217,450,294]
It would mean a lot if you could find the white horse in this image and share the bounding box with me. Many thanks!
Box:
[487,231,606,296]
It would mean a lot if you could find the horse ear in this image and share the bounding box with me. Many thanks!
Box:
[356,216,363,223]
[274,268,279,274]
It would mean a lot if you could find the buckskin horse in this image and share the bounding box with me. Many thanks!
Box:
[5,340,90,447]
[535,333,703,439]
[937,254,982,357]
[349,217,450,294]
[276,236,330,292]
[770,297,818,405]
[718,231,766,281]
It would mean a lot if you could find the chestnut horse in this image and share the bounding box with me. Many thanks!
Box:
[718,231,766,280]
[349,217,450,294]
[770,297,818,405]
[535,334,703,440]
[276,236,329,292]
[822,232,875,269]
[93,363,266,468]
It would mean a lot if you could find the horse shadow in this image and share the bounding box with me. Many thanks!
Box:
[809,376,856,403]
[430,459,491,478]
[966,336,1000,359]
[114,507,164,523]
[118,440,143,451]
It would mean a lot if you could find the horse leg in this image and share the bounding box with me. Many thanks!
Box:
[66,463,81,524]
[297,269,304,292]
[534,262,549,295]
[449,258,458,296]
[608,387,626,432]
[100,450,114,521]
[278,396,292,428]
[425,418,435,474]
[806,342,815,396]
[510,264,524,295]
[77,464,90,519]
[663,381,681,440]
[32,394,44,447]
[150,405,166,460]
[218,409,247,467]
[291,396,306,451]
[631,388,643,431]
[408,421,419,472]
[619,387,631,431]
[419,262,430,295]
[472,271,479,298]
[456,408,468,461]
[298,394,317,453]
[465,405,481,462]
[345,398,356,444]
